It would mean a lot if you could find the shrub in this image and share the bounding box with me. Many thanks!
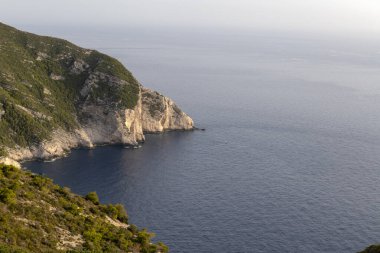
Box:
[1,101,50,146]
[136,229,153,248]
[0,188,16,204]
[85,191,99,205]
[83,228,102,251]
[31,175,52,190]
[64,203,82,215]
[157,242,169,253]
[102,204,128,223]
[1,164,18,178]
[55,186,70,196]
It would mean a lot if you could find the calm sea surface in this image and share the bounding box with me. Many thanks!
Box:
[22,26,380,252]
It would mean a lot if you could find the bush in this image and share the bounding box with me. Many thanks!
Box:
[102,204,128,223]
[136,229,154,249]
[85,191,99,205]
[157,242,169,253]
[55,186,70,196]
[31,175,52,190]
[83,228,102,251]
[1,164,18,178]
[0,188,16,204]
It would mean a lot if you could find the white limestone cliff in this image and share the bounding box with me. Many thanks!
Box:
[5,87,194,162]
[141,88,194,133]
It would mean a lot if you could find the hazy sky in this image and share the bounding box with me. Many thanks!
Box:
[1,0,380,36]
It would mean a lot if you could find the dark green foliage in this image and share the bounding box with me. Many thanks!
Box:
[0,164,168,253]
[157,242,169,253]
[101,204,129,223]
[1,101,51,146]
[88,52,138,84]
[84,191,99,205]
[31,174,52,189]
[0,188,16,204]
[0,22,140,149]
[118,84,140,109]
[0,163,18,177]
[359,245,380,253]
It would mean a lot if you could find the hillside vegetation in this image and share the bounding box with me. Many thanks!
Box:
[360,245,380,253]
[0,164,168,253]
[0,22,140,152]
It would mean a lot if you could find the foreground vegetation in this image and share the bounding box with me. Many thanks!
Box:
[360,245,380,253]
[0,164,168,252]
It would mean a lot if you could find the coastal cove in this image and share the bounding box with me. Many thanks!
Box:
[19,25,380,253]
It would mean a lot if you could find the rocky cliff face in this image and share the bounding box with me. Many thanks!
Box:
[6,86,194,163]
[141,88,194,133]
[0,22,194,166]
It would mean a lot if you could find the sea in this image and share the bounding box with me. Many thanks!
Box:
[22,25,380,252]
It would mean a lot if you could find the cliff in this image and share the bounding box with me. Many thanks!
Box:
[0,23,194,165]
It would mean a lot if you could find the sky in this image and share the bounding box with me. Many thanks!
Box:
[1,0,380,36]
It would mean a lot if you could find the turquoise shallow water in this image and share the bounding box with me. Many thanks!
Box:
[23,26,380,252]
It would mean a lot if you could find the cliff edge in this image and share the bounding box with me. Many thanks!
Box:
[0,23,194,164]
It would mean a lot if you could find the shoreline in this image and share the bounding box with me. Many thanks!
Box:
[16,127,201,166]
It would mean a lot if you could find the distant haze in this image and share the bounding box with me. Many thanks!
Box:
[1,0,380,37]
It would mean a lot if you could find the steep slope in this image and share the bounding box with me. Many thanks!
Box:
[0,22,194,164]
[0,164,168,252]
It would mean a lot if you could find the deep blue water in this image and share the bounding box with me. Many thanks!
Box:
[23,26,380,252]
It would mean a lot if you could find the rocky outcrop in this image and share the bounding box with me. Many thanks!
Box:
[6,87,194,162]
[141,88,194,133]
[6,129,91,162]
[0,157,21,168]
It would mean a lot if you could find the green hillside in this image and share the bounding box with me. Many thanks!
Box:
[0,22,139,152]
[0,164,167,253]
